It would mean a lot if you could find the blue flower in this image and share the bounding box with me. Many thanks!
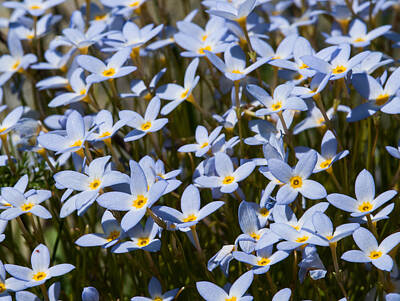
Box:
[207,244,236,276]
[267,151,327,205]
[0,259,26,297]
[196,270,254,301]
[341,227,400,271]
[131,277,180,301]
[5,244,74,288]
[178,125,223,157]
[97,160,167,231]
[119,96,168,142]
[327,169,397,217]
[82,286,99,301]
[272,288,291,301]
[3,0,65,17]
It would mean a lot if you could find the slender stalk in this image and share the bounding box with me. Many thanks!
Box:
[190,225,205,262]
[367,214,378,238]
[234,80,245,157]
[330,242,349,300]
[266,272,277,295]
[277,111,295,163]
[40,284,50,301]
[85,0,91,30]
[1,134,16,174]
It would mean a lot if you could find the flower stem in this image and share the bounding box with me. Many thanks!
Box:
[40,284,50,301]
[0,134,16,175]
[234,80,245,157]
[330,242,349,300]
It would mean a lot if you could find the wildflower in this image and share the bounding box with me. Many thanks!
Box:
[208,244,236,275]
[270,222,327,251]
[82,287,99,301]
[251,34,298,62]
[131,277,180,301]
[308,212,360,246]
[13,14,61,41]
[75,210,125,248]
[112,218,161,253]
[326,19,391,48]
[0,106,24,137]
[16,282,60,300]
[3,0,65,17]
[0,219,6,242]
[195,152,255,193]
[0,260,26,297]
[178,125,223,157]
[156,58,200,115]
[301,43,369,80]
[292,72,331,99]
[153,184,224,230]
[244,120,277,146]
[119,96,168,142]
[341,228,400,271]
[207,0,257,25]
[267,151,327,205]
[196,270,254,301]
[298,245,327,282]
[0,188,52,220]
[77,48,136,84]
[97,160,168,231]
[247,82,307,116]
[48,68,92,107]
[54,155,128,217]
[5,244,74,288]
[233,245,289,274]
[348,68,400,122]
[121,68,166,99]
[327,169,397,217]
[272,288,291,301]
[352,51,394,74]
[88,109,126,142]
[205,43,269,82]
[295,130,349,173]
[31,48,73,71]
[0,32,37,86]
[386,139,400,159]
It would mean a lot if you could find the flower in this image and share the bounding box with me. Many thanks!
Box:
[97,160,167,231]
[341,227,400,271]
[156,58,200,115]
[87,109,127,142]
[205,43,269,82]
[0,106,24,137]
[77,48,137,84]
[247,82,307,116]
[153,184,224,230]
[233,245,289,274]
[0,260,26,297]
[195,152,255,193]
[178,125,223,157]
[0,188,52,220]
[267,151,327,205]
[119,96,168,142]
[5,244,74,288]
[272,288,291,301]
[3,0,65,17]
[112,218,161,253]
[196,270,254,301]
[386,139,400,159]
[207,0,257,25]
[327,169,397,217]
[207,244,236,276]
[82,287,99,301]
[75,210,125,248]
[131,277,180,301]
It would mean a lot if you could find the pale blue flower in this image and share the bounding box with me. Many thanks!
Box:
[0,260,26,297]
[178,125,223,157]
[272,288,291,301]
[3,0,65,17]
[82,287,99,301]
[342,228,400,271]
[131,277,179,301]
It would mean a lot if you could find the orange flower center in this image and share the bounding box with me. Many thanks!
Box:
[290,176,303,188]
[183,214,197,222]
[358,201,373,212]
[375,93,389,106]
[32,271,47,281]
[102,68,116,77]
[132,195,148,208]
[222,176,235,184]
[332,65,347,74]
[257,257,271,266]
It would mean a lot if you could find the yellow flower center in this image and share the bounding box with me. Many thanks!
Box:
[250,232,260,240]
[271,55,281,60]
[290,176,303,188]
[12,60,20,71]
[320,158,332,169]
[222,176,235,184]
[259,208,269,217]
[332,65,347,74]
[369,250,382,259]
[99,131,111,138]
[79,89,86,95]
[271,101,282,111]
[94,14,107,21]
[89,179,101,190]
[291,225,300,231]
[32,271,47,281]
[27,33,34,39]
[0,282,6,293]
[70,140,82,148]
[102,68,116,77]
[200,142,209,148]
[225,297,237,301]
[129,0,140,7]
[231,69,243,74]
[132,195,148,209]
[183,214,197,222]
[317,117,325,124]
[181,89,189,99]
[354,37,365,42]
[375,93,389,106]
[294,73,303,80]
[257,257,271,266]
[29,4,42,10]
[0,127,7,133]
[106,230,120,242]
[154,297,163,301]
[299,63,308,69]
[201,34,208,42]
[21,203,34,211]
[141,121,152,131]
[198,45,212,54]
[137,237,150,247]
[358,201,373,212]
[326,235,334,240]
[295,235,309,243]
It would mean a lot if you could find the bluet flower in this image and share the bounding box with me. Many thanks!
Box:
[131,277,179,301]
[178,125,223,157]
